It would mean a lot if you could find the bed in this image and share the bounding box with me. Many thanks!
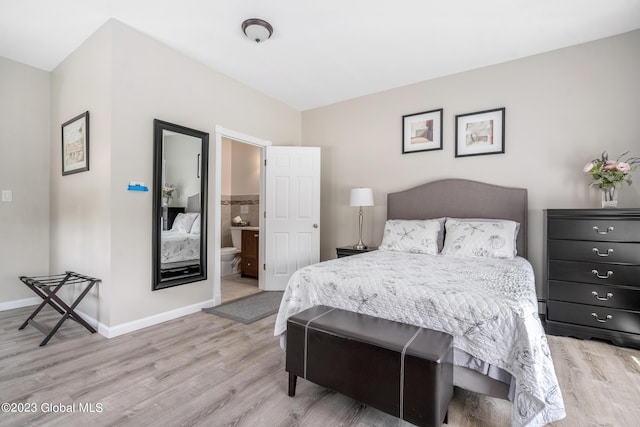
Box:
[274,179,565,427]
[161,229,200,264]
[161,194,201,272]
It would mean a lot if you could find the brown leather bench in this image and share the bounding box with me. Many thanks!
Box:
[286,305,453,427]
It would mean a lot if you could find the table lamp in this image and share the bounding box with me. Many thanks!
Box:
[350,188,374,250]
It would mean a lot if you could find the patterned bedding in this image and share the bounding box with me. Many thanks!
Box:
[160,231,200,264]
[274,250,566,426]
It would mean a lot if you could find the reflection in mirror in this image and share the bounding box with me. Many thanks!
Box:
[152,119,208,290]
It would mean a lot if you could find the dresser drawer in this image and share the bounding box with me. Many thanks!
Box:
[547,240,640,264]
[549,281,640,310]
[548,300,640,335]
[548,260,640,287]
[547,218,640,242]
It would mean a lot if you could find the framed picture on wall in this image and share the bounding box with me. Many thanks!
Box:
[455,108,505,157]
[61,111,90,175]
[402,108,443,154]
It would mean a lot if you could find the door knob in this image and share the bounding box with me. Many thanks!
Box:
[313,224,318,229]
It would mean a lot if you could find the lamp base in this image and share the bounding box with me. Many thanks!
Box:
[353,206,368,250]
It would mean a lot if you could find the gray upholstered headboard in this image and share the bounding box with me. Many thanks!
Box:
[387,179,528,258]
[186,193,201,213]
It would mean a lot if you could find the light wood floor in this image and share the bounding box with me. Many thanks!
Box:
[221,274,260,303]
[1,305,639,426]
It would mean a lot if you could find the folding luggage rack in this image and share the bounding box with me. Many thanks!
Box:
[18,271,101,346]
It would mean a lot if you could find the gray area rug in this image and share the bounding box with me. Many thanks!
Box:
[203,291,284,324]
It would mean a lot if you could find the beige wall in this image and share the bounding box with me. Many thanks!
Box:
[221,138,232,195]
[221,137,261,195]
[6,19,638,324]
[49,19,301,328]
[220,138,261,246]
[164,133,201,208]
[231,141,261,195]
[0,57,50,305]
[301,29,640,300]
[50,23,113,323]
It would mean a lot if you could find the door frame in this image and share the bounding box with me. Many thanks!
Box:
[213,125,271,306]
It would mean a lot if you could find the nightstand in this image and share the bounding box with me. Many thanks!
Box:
[336,246,378,258]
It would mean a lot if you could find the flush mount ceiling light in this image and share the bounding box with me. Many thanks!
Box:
[241,18,273,43]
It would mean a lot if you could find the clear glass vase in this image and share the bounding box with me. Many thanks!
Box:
[601,186,618,208]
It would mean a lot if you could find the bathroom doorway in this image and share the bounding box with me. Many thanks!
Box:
[220,137,262,303]
[213,126,320,305]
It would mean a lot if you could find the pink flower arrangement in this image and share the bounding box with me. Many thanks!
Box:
[584,151,639,191]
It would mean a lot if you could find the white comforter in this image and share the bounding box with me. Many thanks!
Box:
[161,231,200,264]
[274,250,565,427]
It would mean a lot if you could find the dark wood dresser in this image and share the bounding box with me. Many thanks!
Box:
[545,209,640,349]
[241,229,259,279]
[164,206,185,230]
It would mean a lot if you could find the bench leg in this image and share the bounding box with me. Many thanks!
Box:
[288,373,297,397]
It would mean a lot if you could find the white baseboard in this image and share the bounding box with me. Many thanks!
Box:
[3,296,215,340]
[78,299,216,339]
[0,297,40,311]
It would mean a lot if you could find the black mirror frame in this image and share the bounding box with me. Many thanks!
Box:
[152,119,209,290]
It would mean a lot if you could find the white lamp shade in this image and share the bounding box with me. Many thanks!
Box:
[350,188,374,207]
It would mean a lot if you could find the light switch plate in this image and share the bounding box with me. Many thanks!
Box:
[1,190,12,202]
[241,205,249,214]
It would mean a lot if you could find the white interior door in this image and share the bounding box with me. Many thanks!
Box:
[264,146,321,291]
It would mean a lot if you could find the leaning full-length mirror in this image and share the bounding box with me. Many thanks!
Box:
[152,119,209,290]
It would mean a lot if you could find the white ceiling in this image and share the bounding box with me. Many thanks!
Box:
[1,0,640,110]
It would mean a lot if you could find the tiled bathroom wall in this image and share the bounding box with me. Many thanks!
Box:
[221,194,259,247]
[221,195,232,247]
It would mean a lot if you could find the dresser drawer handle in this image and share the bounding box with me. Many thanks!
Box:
[591,269,614,279]
[592,248,614,257]
[592,226,614,235]
[591,313,613,323]
[591,291,614,301]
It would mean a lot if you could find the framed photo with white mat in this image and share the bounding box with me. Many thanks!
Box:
[402,108,443,154]
[455,107,505,158]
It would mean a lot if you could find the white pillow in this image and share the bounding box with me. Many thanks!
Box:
[432,217,446,252]
[189,214,201,234]
[171,213,199,233]
[379,219,441,255]
[441,218,519,259]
